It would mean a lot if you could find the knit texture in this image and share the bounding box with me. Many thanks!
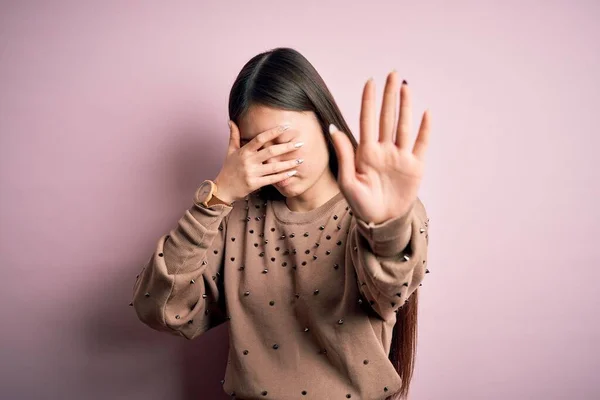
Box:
[132,187,429,400]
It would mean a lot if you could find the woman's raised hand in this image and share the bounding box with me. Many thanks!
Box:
[329,71,431,225]
[214,121,304,203]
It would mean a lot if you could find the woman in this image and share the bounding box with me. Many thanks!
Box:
[131,47,431,400]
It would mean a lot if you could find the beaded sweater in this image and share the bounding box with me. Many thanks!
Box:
[132,186,430,400]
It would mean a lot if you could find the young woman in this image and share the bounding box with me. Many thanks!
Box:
[132,47,431,400]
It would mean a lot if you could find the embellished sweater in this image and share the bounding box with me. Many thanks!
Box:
[131,186,430,400]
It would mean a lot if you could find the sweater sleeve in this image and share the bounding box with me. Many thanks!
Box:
[347,197,429,322]
[131,187,235,339]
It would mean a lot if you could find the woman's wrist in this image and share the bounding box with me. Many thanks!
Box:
[212,177,234,205]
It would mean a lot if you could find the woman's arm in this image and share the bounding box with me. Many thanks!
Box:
[131,186,234,339]
[346,197,429,321]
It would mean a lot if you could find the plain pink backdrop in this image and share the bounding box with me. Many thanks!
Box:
[1,1,599,399]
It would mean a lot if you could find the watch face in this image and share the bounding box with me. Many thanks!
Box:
[196,180,213,204]
[199,181,212,198]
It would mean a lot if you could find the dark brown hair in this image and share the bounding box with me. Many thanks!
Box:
[227,47,419,400]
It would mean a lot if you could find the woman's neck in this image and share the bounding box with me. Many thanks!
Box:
[284,169,340,213]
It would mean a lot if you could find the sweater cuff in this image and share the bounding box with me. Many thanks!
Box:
[187,187,234,235]
[188,201,233,226]
[354,201,415,257]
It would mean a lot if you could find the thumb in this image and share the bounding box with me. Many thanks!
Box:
[228,120,241,154]
[328,124,355,187]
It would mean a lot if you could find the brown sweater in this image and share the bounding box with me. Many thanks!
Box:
[132,186,429,400]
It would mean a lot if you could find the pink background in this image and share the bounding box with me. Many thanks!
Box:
[1,1,599,399]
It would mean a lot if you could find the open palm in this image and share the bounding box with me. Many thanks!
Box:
[330,71,431,225]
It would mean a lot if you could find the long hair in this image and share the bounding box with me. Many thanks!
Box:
[227,47,419,400]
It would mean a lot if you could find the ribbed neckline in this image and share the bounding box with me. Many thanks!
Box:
[271,190,346,224]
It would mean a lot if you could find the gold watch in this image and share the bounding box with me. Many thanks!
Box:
[196,179,232,208]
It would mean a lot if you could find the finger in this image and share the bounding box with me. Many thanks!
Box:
[379,70,398,143]
[329,124,356,188]
[228,120,240,153]
[243,123,290,153]
[253,138,303,164]
[256,169,298,187]
[412,109,431,160]
[359,78,376,144]
[255,158,302,177]
[395,80,412,149]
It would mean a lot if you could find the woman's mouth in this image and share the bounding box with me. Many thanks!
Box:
[276,175,295,187]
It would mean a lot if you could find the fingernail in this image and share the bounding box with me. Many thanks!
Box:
[279,124,291,132]
[294,141,304,148]
[329,124,339,134]
[402,79,408,85]
[296,158,304,164]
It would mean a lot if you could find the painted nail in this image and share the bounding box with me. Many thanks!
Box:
[329,124,339,134]
[294,141,304,148]
[287,170,298,176]
[296,158,304,164]
[402,79,408,85]
[279,124,291,132]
